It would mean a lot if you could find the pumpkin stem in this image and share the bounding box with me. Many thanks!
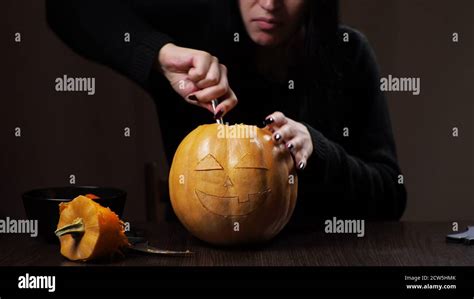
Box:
[55,217,85,238]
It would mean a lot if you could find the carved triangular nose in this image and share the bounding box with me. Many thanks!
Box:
[223,176,234,188]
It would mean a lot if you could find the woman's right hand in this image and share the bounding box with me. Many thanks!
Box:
[157,43,238,118]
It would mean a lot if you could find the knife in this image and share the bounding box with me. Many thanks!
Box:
[212,99,224,124]
[126,232,193,256]
[129,241,193,256]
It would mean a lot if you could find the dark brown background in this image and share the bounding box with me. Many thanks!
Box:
[1,0,472,222]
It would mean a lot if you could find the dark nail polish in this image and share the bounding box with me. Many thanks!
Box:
[287,143,294,150]
[263,117,274,126]
[214,109,224,119]
[298,161,305,170]
[274,133,281,141]
[188,95,198,102]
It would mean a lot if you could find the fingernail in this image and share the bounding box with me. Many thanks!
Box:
[188,94,198,102]
[274,133,281,141]
[298,161,306,170]
[263,117,274,126]
[214,109,224,119]
[287,143,294,150]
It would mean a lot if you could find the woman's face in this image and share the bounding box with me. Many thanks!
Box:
[239,0,307,47]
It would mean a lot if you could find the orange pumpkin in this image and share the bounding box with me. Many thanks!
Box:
[55,195,129,261]
[169,124,298,245]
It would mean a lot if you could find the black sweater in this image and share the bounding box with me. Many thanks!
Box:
[46,0,407,224]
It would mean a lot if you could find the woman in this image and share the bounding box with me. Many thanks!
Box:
[46,0,407,224]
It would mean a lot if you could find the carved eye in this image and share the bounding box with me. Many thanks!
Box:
[235,153,268,170]
[195,154,223,171]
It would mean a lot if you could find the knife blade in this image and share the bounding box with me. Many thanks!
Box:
[129,241,193,257]
[212,99,224,124]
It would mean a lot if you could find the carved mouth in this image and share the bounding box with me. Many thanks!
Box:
[195,189,271,217]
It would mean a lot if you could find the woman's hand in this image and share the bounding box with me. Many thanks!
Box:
[157,43,238,118]
[264,112,313,170]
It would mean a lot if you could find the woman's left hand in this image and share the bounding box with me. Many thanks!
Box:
[264,112,313,170]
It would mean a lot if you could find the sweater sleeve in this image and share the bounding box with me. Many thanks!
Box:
[301,31,407,220]
[46,0,175,87]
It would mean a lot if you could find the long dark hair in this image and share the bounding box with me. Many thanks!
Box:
[210,0,340,120]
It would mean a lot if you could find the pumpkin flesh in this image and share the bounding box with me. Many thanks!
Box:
[55,195,129,261]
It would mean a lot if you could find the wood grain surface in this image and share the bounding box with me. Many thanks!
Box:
[0,221,473,266]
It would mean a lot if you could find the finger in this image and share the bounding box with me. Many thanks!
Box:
[294,148,309,170]
[273,124,295,143]
[184,96,215,113]
[285,136,304,153]
[195,56,220,89]
[263,111,287,128]
[192,84,228,104]
[192,65,229,103]
[200,102,215,113]
[172,79,199,98]
[214,88,238,118]
[289,138,309,170]
[284,136,307,170]
[188,52,213,82]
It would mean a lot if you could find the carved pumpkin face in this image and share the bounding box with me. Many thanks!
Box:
[169,124,297,245]
[194,151,271,217]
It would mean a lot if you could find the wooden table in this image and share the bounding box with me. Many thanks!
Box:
[1,221,473,266]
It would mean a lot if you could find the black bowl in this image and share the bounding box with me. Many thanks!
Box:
[22,186,126,243]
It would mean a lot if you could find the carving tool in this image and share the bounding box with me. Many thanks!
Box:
[212,99,224,124]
